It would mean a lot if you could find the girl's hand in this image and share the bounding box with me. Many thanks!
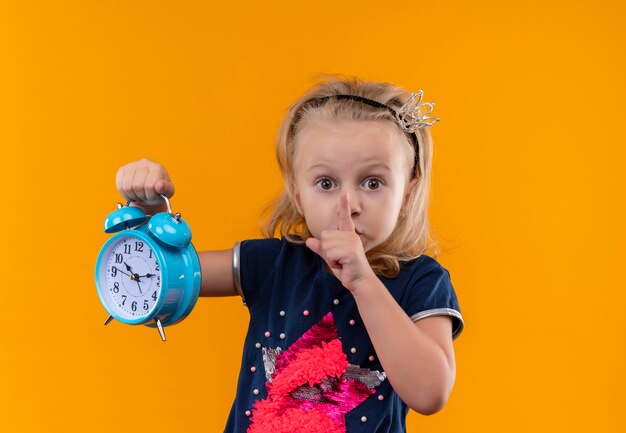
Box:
[115,158,175,214]
[305,192,377,292]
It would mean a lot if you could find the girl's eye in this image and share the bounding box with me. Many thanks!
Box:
[316,178,335,190]
[364,178,382,190]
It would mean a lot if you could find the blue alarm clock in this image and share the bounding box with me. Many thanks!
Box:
[95,195,201,341]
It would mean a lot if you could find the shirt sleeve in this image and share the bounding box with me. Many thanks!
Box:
[404,259,465,341]
[232,238,283,308]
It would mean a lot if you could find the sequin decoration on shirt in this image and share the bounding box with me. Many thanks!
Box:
[248,312,386,433]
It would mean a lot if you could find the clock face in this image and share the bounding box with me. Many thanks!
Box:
[103,236,162,320]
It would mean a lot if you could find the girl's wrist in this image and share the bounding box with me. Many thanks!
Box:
[348,271,380,296]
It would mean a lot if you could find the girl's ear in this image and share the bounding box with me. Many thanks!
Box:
[400,177,419,216]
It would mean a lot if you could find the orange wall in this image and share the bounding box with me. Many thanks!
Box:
[1,1,625,432]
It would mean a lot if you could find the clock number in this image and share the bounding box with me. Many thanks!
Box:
[143,300,149,311]
[151,291,157,301]
[155,261,160,272]
[111,266,118,278]
[131,301,137,312]
[121,295,127,305]
[149,249,153,259]
[124,244,131,254]
[113,282,119,293]
[134,241,144,252]
[115,254,123,264]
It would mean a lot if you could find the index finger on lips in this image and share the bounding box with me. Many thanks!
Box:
[337,192,356,232]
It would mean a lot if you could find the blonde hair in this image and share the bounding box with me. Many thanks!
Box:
[260,74,441,277]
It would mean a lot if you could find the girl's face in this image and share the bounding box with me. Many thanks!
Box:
[291,118,417,252]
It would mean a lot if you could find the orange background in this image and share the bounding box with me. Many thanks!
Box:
[1,1,625,432]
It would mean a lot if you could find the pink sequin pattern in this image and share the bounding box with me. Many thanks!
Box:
[247,312,381,433]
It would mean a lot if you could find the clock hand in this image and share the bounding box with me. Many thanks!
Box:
[122,261,143,282]
[113,266,132,278]
[114,265,145,285]
[135,279,143,295]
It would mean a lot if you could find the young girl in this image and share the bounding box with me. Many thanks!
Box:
[115,75,464,433]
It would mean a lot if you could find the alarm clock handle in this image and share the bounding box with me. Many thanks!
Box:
[127,200,168,217]
[125,193,172,217]
[134,194,174,217]
[159,194,174,215]
[156,194,184,224]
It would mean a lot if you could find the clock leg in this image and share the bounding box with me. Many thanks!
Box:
[155,318,166,342]
[104,315,114,326]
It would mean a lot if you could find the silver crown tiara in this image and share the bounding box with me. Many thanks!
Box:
[395,90,440,133]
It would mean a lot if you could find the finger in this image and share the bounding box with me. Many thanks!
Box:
[121,164,140,202]
[145,168,174,202]
[305,237,321,256]
[324,245,344,269]
[306,237,343,270]
[337,192,356,232]
[116,166,127,199]
[154,180,175,199]
[130,164,150,202]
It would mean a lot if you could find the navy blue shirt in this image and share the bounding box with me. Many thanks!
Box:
[224,237,464,433]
